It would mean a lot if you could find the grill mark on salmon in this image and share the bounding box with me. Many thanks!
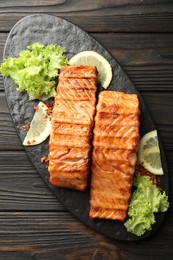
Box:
[93,147,137,166]
[93,136,139,150]
[90,91,140,221]
[94,125,139,138]
[96,112,139,126]
[50,158,89,172]
[49,132,91,148]
[58,78,96,90]
[49,146,90,160]
[52,122,92,137]
[59,65,97,79]
[53,97,96,124]
[48,65,97,191]
[97,91,139,114]
[58,78,96,100]
[92,154,135,175]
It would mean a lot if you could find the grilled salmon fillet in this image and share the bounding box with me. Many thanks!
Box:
[90,91,140,221]
[48,65,97,191]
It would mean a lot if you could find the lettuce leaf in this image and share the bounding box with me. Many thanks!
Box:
[124,174,169,236]
[0,42,68,100]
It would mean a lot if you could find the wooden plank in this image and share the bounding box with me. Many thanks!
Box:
[142,92,173,126]
[0,211,172,259]
[0,93,23,151]
[0,0,172,8]
[1,33,173,91]
[0,2,173,33]
[94,33,173,91]
[0,33,6,59]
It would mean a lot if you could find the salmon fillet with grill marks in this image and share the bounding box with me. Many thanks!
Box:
[48,65,97,191]
[90,91,140,221]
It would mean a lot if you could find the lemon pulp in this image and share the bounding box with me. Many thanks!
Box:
[138,130,164,175]
[23,101,51,146]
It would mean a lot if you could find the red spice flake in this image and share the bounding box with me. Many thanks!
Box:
[34,105,38,111]
[20,123,30,131]
[41,156,49,163]
[45,102,53,117]
[136,164,158,186]
[27,140,31,145]
[45,102,53,109]
[47,111,52,117]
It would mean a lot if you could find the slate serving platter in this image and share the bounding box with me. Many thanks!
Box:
[3,14,169,241]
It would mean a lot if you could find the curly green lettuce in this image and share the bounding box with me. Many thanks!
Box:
[0,42,68,100]
[124,174,169,236]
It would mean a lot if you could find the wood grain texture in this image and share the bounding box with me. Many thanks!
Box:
[0,212,172,259]
[0,2,173,32]
[0,151,64,211]
[0,93,23,151]
[0,0,171,8]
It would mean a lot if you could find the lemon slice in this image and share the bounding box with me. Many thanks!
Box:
[138,130,164,175]
[23,101,51,146]
[69,50,112,89]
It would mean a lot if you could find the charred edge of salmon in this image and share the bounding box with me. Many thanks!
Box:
[50,176,88,192]
[59,65,98,79]
[89,207,127,221]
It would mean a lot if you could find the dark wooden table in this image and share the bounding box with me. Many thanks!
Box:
[0,1,173,259]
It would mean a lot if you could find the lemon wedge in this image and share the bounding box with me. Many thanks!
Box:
[23,101,51,146]
[69,50,112,89]
[138,130,164,175]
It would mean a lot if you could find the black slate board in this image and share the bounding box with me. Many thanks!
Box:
[3,14,169,241]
